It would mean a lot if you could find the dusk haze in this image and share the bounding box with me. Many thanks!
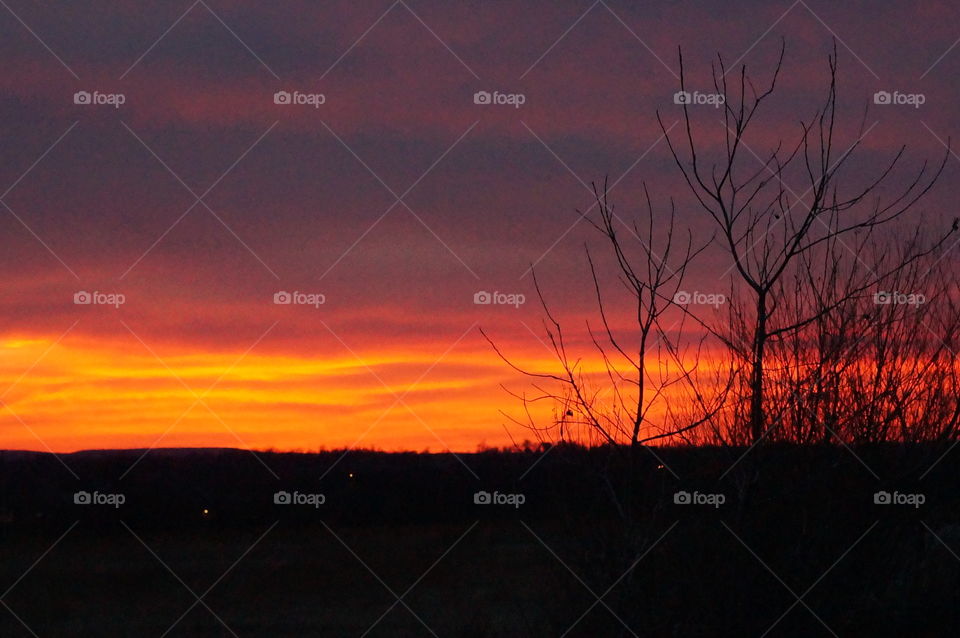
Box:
[1,1,959,635]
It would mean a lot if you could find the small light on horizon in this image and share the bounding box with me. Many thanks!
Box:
[202,508,209,516]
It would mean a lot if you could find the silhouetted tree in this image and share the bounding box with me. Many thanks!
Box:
[659,41,956,442]
[484,181,730,455]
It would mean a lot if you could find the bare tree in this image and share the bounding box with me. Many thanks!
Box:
[483,181,728,453]
[767,233,960,445]
[659,41,956,442]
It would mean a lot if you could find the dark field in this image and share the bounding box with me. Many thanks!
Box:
[1,444,959,636]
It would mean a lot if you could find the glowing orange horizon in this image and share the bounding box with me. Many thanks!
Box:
[0,330,572,453]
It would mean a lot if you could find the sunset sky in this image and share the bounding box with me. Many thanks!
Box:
[1,0,958,452]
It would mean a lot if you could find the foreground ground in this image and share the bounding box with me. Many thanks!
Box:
[0,444,958,636]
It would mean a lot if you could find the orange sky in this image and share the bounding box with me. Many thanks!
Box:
[0,327,566,452]
[2,1,957,452]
